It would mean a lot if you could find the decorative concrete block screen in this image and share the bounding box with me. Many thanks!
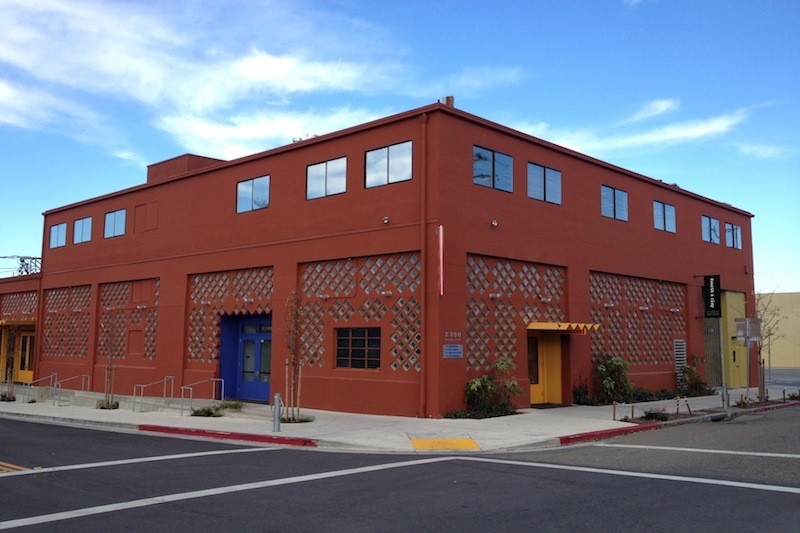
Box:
[42,285,92,358]
[465,254,566,372]
[98,279,159,361]
[589,272,686,366]
[187,268,274,363]
[0,291,38,322]
[299,253,422,372]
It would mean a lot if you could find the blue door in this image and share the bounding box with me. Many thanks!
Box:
[236,318,272,401]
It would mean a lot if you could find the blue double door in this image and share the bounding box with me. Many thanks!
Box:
[221,315,272,402]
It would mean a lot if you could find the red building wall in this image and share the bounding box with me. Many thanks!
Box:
[22,102,755,417]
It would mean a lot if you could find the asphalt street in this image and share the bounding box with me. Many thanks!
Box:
[0,408,798,531]
[767,367,800,391]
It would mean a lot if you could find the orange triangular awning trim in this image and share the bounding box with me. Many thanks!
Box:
[526,322,601,334]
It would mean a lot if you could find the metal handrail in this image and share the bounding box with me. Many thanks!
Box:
[132,376,175,412]
[52,374,91,406]
[20,373,57,403]
[180,378,224,416]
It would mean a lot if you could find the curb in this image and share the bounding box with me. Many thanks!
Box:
[751,400,800,413]
[558,400,800,446]
[0,411,140,432]
[138,424,319,447]
[558,423,662,445]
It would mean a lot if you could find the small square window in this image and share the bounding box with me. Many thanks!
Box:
[307,157,347,200]
[237,175,270,213]
[104,209,126,238]
[366,141,412,188]
[601,185,628,221]
[74,217,92,244]
[49,223,67,248]
[527,163,562,204]
[725,223,742,249]
[702,215,720,244]
[473,146,512,192]
[336,327,380,369]
[653,201,676,233]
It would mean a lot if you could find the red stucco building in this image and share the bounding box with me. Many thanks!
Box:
[0,101,756,416]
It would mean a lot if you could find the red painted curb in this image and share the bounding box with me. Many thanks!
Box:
[139,424,318,447]
[752,400,800,413]
[559,423,662,445]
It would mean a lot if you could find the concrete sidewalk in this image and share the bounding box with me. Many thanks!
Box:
[0,386,796,453]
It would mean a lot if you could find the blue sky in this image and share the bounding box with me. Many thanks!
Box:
[0,0,798,292]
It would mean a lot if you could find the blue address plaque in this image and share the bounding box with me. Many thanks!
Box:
[443,344,464,359]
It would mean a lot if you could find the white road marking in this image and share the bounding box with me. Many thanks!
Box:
[0,457,453,530]
[2,454,799,529]
[0,447,277,478]
[594,443,800,459]
[461,456,800,494]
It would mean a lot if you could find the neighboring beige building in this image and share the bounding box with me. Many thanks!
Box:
[761,292,800,368]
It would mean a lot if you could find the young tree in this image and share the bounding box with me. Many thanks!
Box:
[756,290,787,378]
[283,290,306,421]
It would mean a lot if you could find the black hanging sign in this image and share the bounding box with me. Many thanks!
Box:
[704,275,721,318]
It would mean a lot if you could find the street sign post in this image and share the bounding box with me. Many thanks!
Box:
[735,317,763,401]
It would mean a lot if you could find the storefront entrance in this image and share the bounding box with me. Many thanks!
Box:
[220,315,272,402]
[0,326,35,383]
[527,334,562,405]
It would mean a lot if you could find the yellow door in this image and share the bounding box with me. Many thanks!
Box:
[13,333,35,383]
[0,329,8,382]
[528,334,563,405]
[528,337,545,404]
[721,292,747,388]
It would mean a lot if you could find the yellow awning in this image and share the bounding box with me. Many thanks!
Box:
[0,320,36,327]
[527,322,601,335]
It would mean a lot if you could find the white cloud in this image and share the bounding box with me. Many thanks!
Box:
[735,143,788,159]
[619,99,680,124]
[513,108,750,156]
[0,0,522,159]
[0,78,99,129]
[433,66,525,96]
[156,107,384,160]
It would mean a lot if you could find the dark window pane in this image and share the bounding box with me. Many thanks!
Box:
[545,168,561,204]
[528,163,544,200]
[473,146,493,187]
[601,186,615,218]
[494,152,513,192]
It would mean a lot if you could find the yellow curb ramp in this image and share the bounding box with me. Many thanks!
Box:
[410,438,481,451]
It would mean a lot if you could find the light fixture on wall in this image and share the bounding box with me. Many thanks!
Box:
[317,293,331,300]
[639,305,650,311]
[200,300,211,306]
[670,307,681,313]
[604,302,615,308]
[491,220,499,227]
[379,289,393,297]
[489,292,502,300]
[383,216,390,224]
[243,296,254,303]
[137,305,147,310]
[538,295,552,303]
